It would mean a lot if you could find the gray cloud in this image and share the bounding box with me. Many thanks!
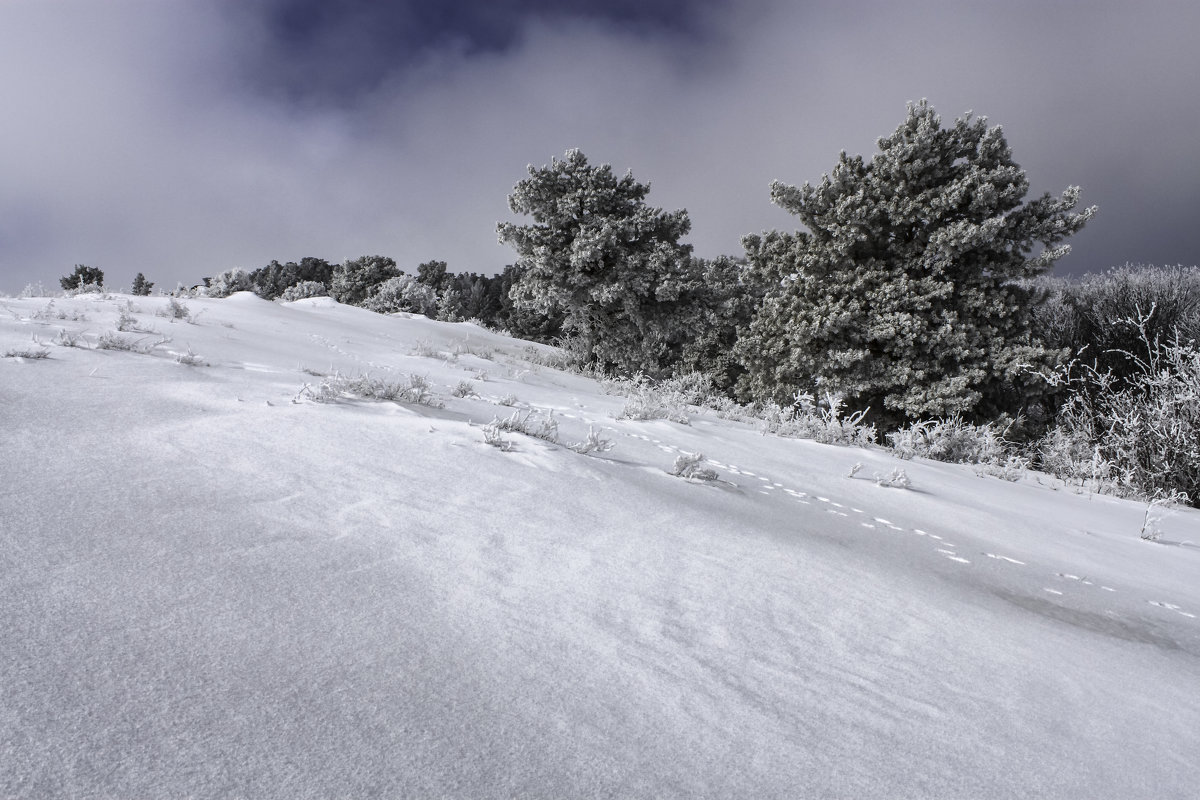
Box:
[2,0,1198,292]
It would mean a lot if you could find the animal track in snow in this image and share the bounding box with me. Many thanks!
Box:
[986,553,1026,566]
[1149,601,1196,619]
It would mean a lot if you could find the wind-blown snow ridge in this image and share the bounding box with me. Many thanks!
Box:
[2,291,1199,799]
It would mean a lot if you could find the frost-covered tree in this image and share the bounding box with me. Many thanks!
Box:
[497,149,699,376]
[738,101,1096,429]
[60,264,104,291]
[329,255,402,306]
[362,274,437,316]
[206,268,254,298]
[130,272,154,296]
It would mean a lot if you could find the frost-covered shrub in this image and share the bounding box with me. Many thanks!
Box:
[1032,264,1200,382]
[363,275,437,316]
[490,408,559,443]
[279,281,328,302]
[96,332,154,353]
[156,297,192,321]
[175,346,207,366]
[300,373,442,407]
[4,342,50,359]
[875,468,912,489]
[670,452,719,481]
[611,373,694,424]
[762,391,876,447]
[451,380,479,398]
[206,268,253,298]
[1035,331,1200,505]
[569,426,615,454]
[887,416,1012,464]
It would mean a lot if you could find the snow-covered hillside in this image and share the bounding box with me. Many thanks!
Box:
[2,291,1198,799]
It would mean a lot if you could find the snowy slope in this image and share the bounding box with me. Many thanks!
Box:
[2,291,1198,799]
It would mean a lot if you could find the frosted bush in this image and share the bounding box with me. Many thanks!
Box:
[363,275,437,316]
[670,452,719,481]
[491,408,559,443]
[156,297,192,321]
[299,373,442,407]
[612,374,693,424]
[4,343,50,359]
[763,391,875,447]
[1034,319,1200,506]
[206,268,253,298]
[451,380,479,398]
[279,281,327,302]
[569,426,615,455]
[887,416,1011,464]
[875,468,912,489]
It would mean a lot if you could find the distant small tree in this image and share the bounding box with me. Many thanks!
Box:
[738,101,1096,429]
[497,149,698,376]
[131,272,154,296]
[206,268,253,298]
[60,264,104,291]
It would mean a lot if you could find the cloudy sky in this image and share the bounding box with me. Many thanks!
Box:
[2,0,1198,292]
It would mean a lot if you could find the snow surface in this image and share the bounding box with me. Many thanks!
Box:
[2,291,1198,799]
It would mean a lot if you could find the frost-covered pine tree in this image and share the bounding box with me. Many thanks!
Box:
[497,149,699,376]
[329,255,402,307]
[737,101,1096,429]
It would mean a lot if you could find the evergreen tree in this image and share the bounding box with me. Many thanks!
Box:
[497,149,698,376]
[60,264,104,291]
[329,255,401,306]
[738,101,1096,429]
[131,272,154,296]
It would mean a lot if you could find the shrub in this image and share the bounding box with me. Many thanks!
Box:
[156,297,192,321]
[610,373,695,424]
[363,275,437,316]
[279,281,328,302]
[1034,323,1200,506]
[206,268,253,298]
[887,416,1012,464]
[762,391,876,447]
[490,408,559,443]
[569,426,615,454]
[670,452,719,481]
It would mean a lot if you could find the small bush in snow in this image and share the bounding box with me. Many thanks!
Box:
[875,468,912,489]
[299,373,442,407]
[887,416,1012,465]
[96,331,155,353]
[156,297,192,321]
[612,374,693,424]
[53,329,81,347]
[19,282,50,299]
[4,342,50,359]
[569,426,615,455]
[175,346,207,366]
[491,408,559,443]
[279,281,328,302]
[481,421,514,451]
[762,391,875,447]
[451,380,479,398]
[670,452,719,481]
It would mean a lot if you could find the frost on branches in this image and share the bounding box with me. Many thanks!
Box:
[497,149,704,377]
[737,101,1096,430]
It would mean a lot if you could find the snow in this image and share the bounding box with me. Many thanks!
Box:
[2,291,1198,798]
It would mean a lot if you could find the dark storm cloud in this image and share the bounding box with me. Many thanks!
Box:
[1,0,1198,292]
